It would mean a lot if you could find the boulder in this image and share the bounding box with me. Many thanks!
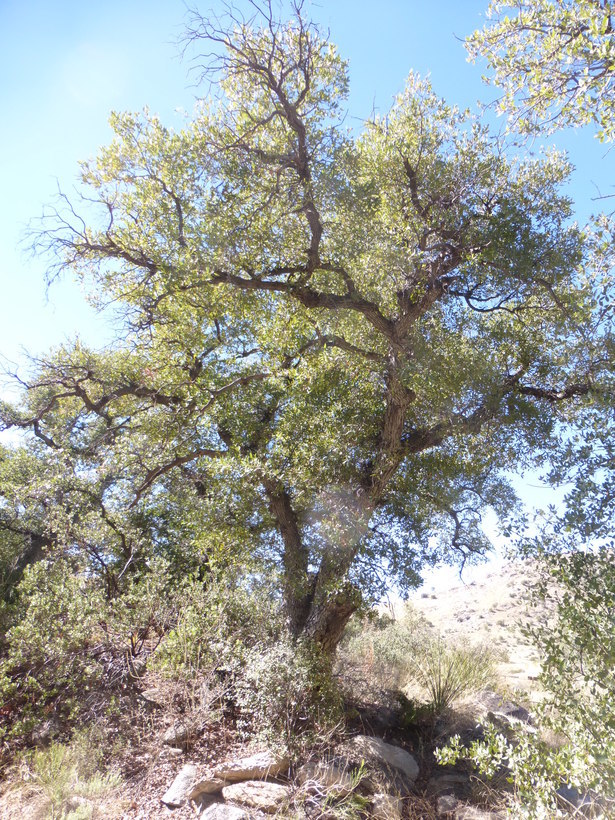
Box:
[163,722,191,747]
[428,772,472,798]
[161,765,226,808]
[437,794,460,816]
[190,777,227,797]
[296,760,356,796]
[201,806,250,820]
[161,764,199,808]
[371,792,404,819]
[345,735,419,782]
[222,780,291,813]
[454,807,506,819]
[475,690,531,724]
[213,750,289,783]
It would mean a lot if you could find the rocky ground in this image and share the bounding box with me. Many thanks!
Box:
[1,561,550,819]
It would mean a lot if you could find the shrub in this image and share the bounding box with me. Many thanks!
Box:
[0,556,181,747]
[0,728,122,819]
[339,606,495,716]
[437,547,615,817]
[337,605,427,692]
[236,636,343,753]
[406,636,496,715]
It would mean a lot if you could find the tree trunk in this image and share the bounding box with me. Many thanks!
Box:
[300,581,362,654]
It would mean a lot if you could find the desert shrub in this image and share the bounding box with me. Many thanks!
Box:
[337,604,427,691]
[153,576,283,677]
[406,636,496,715]
[339,605,494,716]
[236,636,343,753]
[438,547,615,818]
[0,727,122,820]
[151,579,342,753]
[0,556,180,747]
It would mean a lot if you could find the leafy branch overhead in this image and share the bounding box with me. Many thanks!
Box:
[467,0,615,140]
[3,0,614,649]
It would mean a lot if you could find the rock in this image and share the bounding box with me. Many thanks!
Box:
[190,777,227,797]
[428,773,472,798]
[222,780,291,813]
[345,735,419,782]
[476,690,531,724]
[161,765,225,807]
[161,764,199,808]
[201,806,250,820]
[163,722,190,747]
[454,807,506,819]
[437,794,460,816]
[296,760,356,796]
[213,750,289,782]
[371,792,403,819]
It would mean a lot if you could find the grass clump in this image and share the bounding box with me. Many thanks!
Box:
[1,728,122,819]
[407,636,496,715]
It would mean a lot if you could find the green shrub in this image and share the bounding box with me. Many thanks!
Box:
[338,605,426,691]
[2,729,122,819]
[0,556,180,746]
[236,636,343,753]
[437,547,615,817]
[406,636,496,715]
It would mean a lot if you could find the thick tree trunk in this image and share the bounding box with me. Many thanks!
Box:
[300,581,362,654]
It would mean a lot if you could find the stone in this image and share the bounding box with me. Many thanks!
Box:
[428,773,472,797]
[161,765,226,808]
[222,780,291,813]
[345,735,419,782]
[163,722,190,747]
[201,806,249,820]
[371,792,403,819]
[454,807,506,819]
[297,760,356,796]
[437,794,460,815]
[476,690,531,724]
[161,764,199,808]
[213,750,289,783]
[190,777,227,797]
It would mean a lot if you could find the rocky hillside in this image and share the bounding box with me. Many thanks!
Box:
[411,561,543,699]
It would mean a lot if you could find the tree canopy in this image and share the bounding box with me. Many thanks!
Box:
[467,0,615,140]
[2,1,614,651]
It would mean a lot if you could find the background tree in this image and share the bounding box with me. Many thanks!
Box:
[3,1,613,653]
[467,0,615,141]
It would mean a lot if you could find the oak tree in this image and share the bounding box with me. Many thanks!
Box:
[4,2,613,652]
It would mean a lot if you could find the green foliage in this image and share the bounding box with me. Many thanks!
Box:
[236,637,343,753]
[340,606,495,715]
[468,1,615,141]
[437,546,615,817]
[3,1,614,653]
[338,607,426,690]
[0,556,179,744]
[9,728,121,820]
[153,578,342,752]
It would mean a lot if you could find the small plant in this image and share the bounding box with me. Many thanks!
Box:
[407,636,495,715]
[337,605,427,692]
[236,636,343,754]
[3,730,122,819]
